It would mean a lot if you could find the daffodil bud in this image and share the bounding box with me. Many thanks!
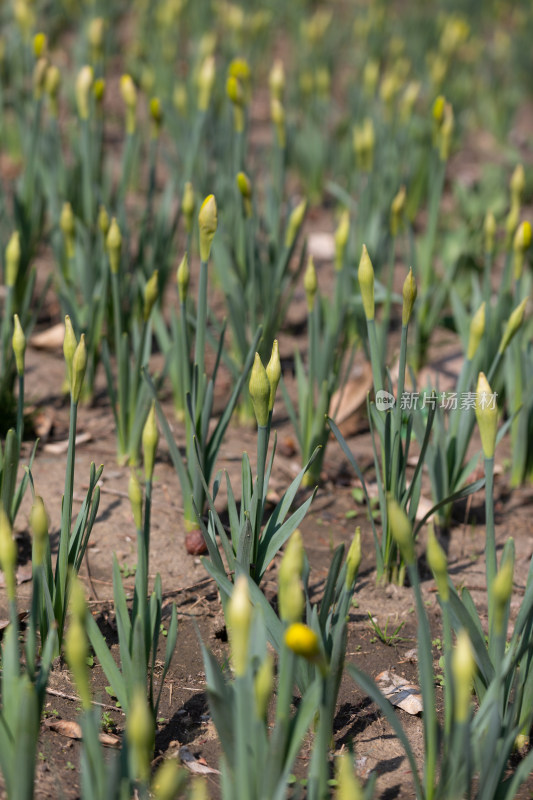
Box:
[142,403,159,483]
[98,205,109,236]
[390,185,406,236]
[432,94,445,124]
[499,298,527,354]
[143,270,159,321]
[254,653,274,720]
[228,58,251,102]
[198,194,217,262]
[278,530,305,622]
[60,202,75,259]
[426,525,449,601]
[475,372,498,459]
[270,97,286,148]
[63,315,77,391]
[0,506,17,602]
[127,689,155,783]
[71,334,87,403]
[30,496,48,566]
[452,629,475,723]
[492,554,514,635]
[334,210,350,271]
[33,32,47,58]
[484,211,497,255]
[402,268,417,326]
[227,76,245,132]
[249,352,270,427]
[304,255,318,311]
[334,752,364,800]
[76,65,94,120]
[400,81,420,122]
[269,59,285,101]
[510,164,525,207]
[120,74,137,135]
[65,615,91,710]
[513,220,532,281]
[13,0,35,39]
[505,203,520,250]
[177,253,189,303]
[33,56,48,99]
[387,496,414,565]
[106,217,122,274]
[353,118,375,172]
[285,199,306,249]
[151,759,186,800]
[93,77,105,105]
[358,245,375,321]
[182,182,195,235]
[128,470,143,531]
[439,101,454,161]
[236,171,252,217]
[45,64,61,116]
[345,527,361,589]
[467,301,485,360]
[69,571,87,623]
[228,575,252,677]
[266,339,281,412]
[197,56,215,111]
[150,97,163,138]
[87,17,105,56]
[12,314,25,376]
[285,623,326,672]
[5,231,21,288]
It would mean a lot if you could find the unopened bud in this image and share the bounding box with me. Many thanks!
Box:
[151,759,186,800]
[88,17,105,53]
[45,64,61,116]
[93,77,105,104]
[484,211,497,255]
[0,506,17,601]
[467,301,485,360]
[492,554,514,635]
[475,372,498,459]
[387,496,414,565]
[513,220,532,281]
[236,172,252,216]
[285,623,326,672]
[127,689,154,783]
[285,200,306,249]
[304,255,318,311]
[71,334,87,404]
[177,253,189,303]
[12,314,26,376]
[60,202,75,259]
[128,470,143,531]
[402,268,417,326]
[334,752,364,800]
[197,56,215,111]
[150,97,163,138]
[266,339,281,412]
[98,205,109,236]
[198,194,217,262]
[390,185,406,236]
[63,315,78,390]
[345,527,361,588]
[271,97,286,148]
[254,653,274,720]
[33,57,48,98]
[510,164,525,206]
[33,32,47,58]
[30,496,48,566]
[249,353,270,427]
[269,59,285,101]
[452,629,475,723]
[120,74,137,135]
[76,65,94,120]
[5,231,21,288]
[143,270,159,321]
[65,615,91,710]
[358,245,375,321]
[228,575,252,677]
[106,217,122,274]
[142,403,159,483]
[182,182,195,234]
[334,210,350,271]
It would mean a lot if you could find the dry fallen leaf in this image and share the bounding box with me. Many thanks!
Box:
[329,363,373,437]
[179,746,220,775]
[44,431,92,455]
[0,563,33,588]
[376,669,423,715]
[43,717,120,747]
[30,323,65,350]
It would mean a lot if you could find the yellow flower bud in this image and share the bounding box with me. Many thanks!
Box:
[254,653,274,720]
[499,298,527,354]
[402,268,417,326]
[87,17,105,53]
[30,496,48,566]
[269,59,285,101]
[228,575,252,677]
[143,270,159,321]
[452,629,475,723]
[98,205,109,236]
[467,301,485,360]
[177,252,190,304]
[510,164,525,206]
[93,77,105,104]
[285,200,306,249]
[142,403,159,483]
[358,245,375,321]
[63,315,77,391]
[127,689,155,783]
[76,65,94,120]
[5,231,21,288]
[270,97,286,148]
[65,615,91,710]
[236,172,252,217]
[345,527,361,588]
[33,32,47,58]
[71,334,87,404]
[0,506,17,602]
[334,752,364,800]
[513,220,532,281]
[387,496,414,565]
[492,554,514,635]
[304,255,318,311]
[120,74,137,135]
[505,203,519,250]
[182,182,195,234]
[278,530,305,623]
[484,211,497,255]
[60,202,75,259]
[426,525,449,602]
[334,210,350,271]
[12,314,25,376]
[285,623,324,667]
[198,194,218,262]
[33,57,48,99]
[475,372,498,459]
[106,217,122,274]
[45,64,61,116]
[128,470,143,531]
[266,339,281,413]
[432,94,445,124]
[249,352,270,427]
[228,57,251,103]
[150,97,163,138]
[197,56,215,111]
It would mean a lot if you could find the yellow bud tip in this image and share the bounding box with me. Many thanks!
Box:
[12,314,26,375]
[358,244,375,321]
[71,334,87,403]
[75,65,94,119]
[452,629,475,722]
[475,372,498,459]
[120,74,137,108]
[284,622,321,660]
[5,231,21,288]
[142,402,159,482]
[513,220,532,253]
[236,171,252,199]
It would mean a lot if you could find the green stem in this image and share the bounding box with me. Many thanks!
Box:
[55,396,78,640]
[485,456,496,620]
[194,258,209,422]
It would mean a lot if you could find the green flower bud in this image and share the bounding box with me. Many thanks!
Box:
[334,752,364,800]
[30,496,48,566]
[44,64,61,116]
[120,74,137,135]
[304,255,318,311]
[143,270,159,321]
[150,97,163,138]
[334,209,350,271]
[71,334,87,404]
[266,339,281,412]
[98,205,110,236]
[63,315,78,391]
[177,253,190,303]
[345,527,361,589]
[439,101,454,161]
[76,65,94,120]
[466,301,485,361]
[452,629,475,723]
[151,759,187,800]
[12,314,26,376]
[65,615,91,710]
[128,470,143,531]
[493,551,514,635]
[106,217,122,274]
[278,530,305,623]
[228,575,252,677]
[0,506,17,602]
[484,211,497,255]
[426,524,449,602]
[475,372,498,459]
[197,56,215,111]
[505,203,519,250]
[33,57,48,99]
[390,185,406,237]
[93,77,105,104]
[285,200,307,249]
[182,182,195,234]
[69,572,87,623]
[510,164,525,206]
[498,298,527,354]
[249,352,270,427]
[358,245,375,321]
[513,220,532,281]
[142,403,159,483]
[269,59,285,101]
[5,231,21,288]
[60,202,75,259]
[254,653,274,720]
[127,689,155,783]
[88,17,105,51]
[198,194,218,262]
[387,496,414,565]
[271,97,286,148]
[402,268,417,326]
[432,94,445,124]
